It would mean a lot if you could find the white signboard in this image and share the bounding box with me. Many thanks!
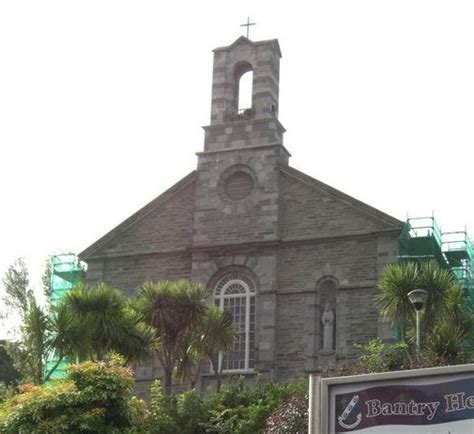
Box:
[310,364,474,433]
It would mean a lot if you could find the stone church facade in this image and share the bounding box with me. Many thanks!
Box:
[80,36,403,394]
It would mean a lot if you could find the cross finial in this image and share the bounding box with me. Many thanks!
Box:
[240,17,256,39]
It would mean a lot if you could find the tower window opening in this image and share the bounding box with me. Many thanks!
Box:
[238,70,253,112]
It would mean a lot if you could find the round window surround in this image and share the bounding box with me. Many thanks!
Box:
[224,171,254,200]
[217,165,258,210]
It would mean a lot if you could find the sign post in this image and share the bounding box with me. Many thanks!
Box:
[310,364,474,434]
[309,375,322,433]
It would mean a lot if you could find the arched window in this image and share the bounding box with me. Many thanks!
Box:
[214,272,256,371]
[238,70,253,111]
[234,61,253,113]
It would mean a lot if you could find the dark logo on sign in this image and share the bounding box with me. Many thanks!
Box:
[338,395,361,429]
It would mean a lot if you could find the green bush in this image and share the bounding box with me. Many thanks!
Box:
[355,338,408,373]
[145,376,307,434]
[144,379,216,434]
[177,389,210,434]
[0,358,148,433]
[204,376,307,434]
[0,383,16,404]
[425,321,471,364]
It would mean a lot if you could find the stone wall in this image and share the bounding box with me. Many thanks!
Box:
[204,119,285,151]
[274,168,401,377]
[86,252,192,298]
[275,238,380,378]
[279,169,394,240]
[193,145,288,247]
[190,247,278,378]
[84,175,196,296]
[96,180,195,257]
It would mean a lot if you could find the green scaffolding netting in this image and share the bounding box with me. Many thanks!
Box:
[397,217,474,348]
[45,254,85,380]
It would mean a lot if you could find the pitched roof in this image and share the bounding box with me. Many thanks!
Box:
[280,165,403,230]
[79,171,197,260]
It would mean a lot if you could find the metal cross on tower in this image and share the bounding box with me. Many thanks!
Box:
[240,17,256,38]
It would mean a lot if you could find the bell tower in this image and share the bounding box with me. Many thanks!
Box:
[193,36,289,248]
[203,36,287,153]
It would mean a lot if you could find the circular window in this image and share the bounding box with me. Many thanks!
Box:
[224,171,254,201]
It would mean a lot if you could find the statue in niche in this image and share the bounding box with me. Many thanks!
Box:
[321,303,335,352]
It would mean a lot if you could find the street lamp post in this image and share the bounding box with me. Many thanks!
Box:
[407,289,429,350]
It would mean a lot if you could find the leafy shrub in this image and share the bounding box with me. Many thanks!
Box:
[177,388,210,433]
[0,358,148,433]
[0,343,20,387]
[324,337,473,380]
[355,338,408,373]
[355,336,473,375]
[425,321,471,364]
[145,376,307,434]
[264,393,308,433]
[0,383,16,404]
[204,376,307,433]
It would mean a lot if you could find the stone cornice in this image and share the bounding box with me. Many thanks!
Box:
[85,247,189,261]
[85,228,400,261]
[254,281,379,296]
[202,116,286,134]
[196,142,291,159]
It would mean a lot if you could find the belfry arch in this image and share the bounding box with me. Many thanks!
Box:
[207,36,282,127]
[234,61,254,111]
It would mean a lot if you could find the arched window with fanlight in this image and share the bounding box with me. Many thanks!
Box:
[214,272,256,371]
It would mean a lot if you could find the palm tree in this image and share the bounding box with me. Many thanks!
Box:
[58,283,155,363]
[21,300,47,384]
[175,304,235,391]
[10,299,73,384]
[427,283,473,361]
[441,283,472,330]
[375,262,418,341]
[376,260,464,345]
[196,304,235,391]
[135,280,208,394]
[43,300,86,381]
[416,261,460,333]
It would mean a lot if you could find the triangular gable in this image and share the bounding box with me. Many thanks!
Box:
[213,36,252,53]
[213,37,282,58]
[79,171,196,260]
[280,166,403,232]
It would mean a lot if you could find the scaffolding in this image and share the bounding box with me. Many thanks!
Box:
[397,216,474,345]
[398,217,473,296]
[398,217,449,268]
[442,231,474,302]
[45,253,85,380]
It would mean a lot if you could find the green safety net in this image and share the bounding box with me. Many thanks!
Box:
[45,254,85,380]
[397,217,474,346]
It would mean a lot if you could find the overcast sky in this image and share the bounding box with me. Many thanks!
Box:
[1,1,473,334]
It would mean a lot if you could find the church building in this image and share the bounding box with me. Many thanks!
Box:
[80,36,403,393]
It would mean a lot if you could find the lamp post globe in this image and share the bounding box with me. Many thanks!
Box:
[407,289,429,350]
